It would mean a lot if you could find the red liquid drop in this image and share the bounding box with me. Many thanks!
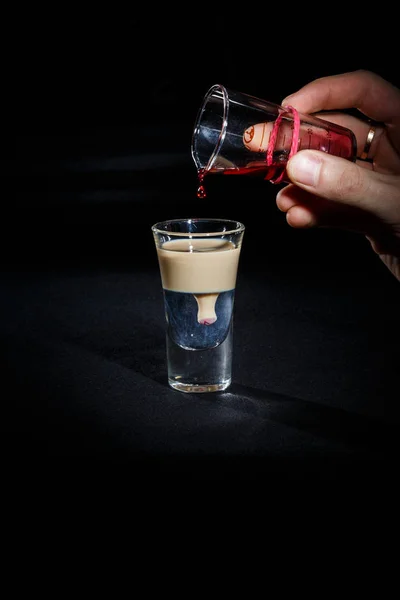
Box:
[197,185,206,199]
[197,168,207,199]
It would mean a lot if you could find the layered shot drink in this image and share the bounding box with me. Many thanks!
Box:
[152,219,245,393]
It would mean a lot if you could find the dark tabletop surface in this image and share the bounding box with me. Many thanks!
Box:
[4,54,399,496]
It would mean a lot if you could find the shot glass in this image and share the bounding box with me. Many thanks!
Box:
[191,84,357,185]
[151,218,245,393]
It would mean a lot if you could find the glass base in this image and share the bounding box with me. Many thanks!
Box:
[168,379,231,393]
[166,322,233,394]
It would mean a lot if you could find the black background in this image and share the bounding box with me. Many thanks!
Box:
[4,21,400,502]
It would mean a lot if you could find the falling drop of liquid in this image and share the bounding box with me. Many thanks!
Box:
[197,168,207,199]
[197,184,206,199]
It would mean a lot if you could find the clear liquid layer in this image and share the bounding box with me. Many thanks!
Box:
[164,289,234,350]
[167,322,233,393]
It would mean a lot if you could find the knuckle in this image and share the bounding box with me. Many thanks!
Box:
[335,164,365,201]
[354,68,377,82]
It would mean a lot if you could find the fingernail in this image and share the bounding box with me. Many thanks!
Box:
[288,152,322,187]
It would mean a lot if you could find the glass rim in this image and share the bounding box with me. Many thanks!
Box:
[151,217,245,237]
[191,83,229,172]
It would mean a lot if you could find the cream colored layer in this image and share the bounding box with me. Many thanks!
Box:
[157,238,241,293]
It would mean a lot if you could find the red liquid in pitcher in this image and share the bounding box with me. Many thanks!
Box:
[196,121,355,199]
[197,164,281,199]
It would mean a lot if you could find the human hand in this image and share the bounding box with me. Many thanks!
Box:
[276,70,400,280]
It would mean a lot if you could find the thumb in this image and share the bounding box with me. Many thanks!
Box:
[286,150,395,216]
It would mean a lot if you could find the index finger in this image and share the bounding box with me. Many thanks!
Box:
[282,70,400,125]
